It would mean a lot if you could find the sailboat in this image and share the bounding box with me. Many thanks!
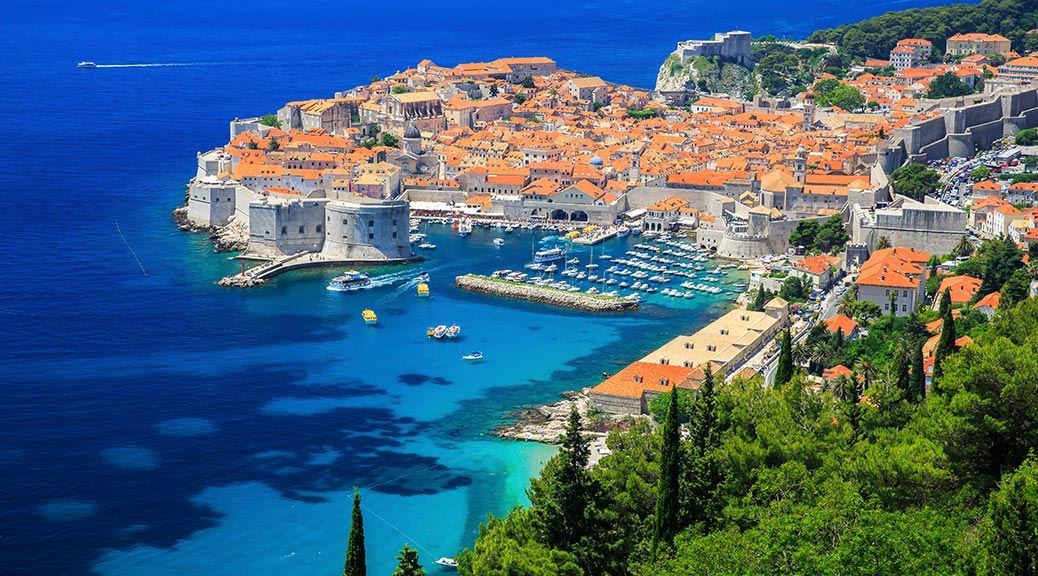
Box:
[585,244,599,271]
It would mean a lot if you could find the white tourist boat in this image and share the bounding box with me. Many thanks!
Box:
[418,242,436,250]
[326,270,372,292]
[462,351,484,362]
[77,61,97,68]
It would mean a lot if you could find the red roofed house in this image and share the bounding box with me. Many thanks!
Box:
[793,254,841,289]
[589,361,703,414]
[974,290,1001,318]
[822,364,854,382]
[855,247,931,316]
[823,314,860,339]
[932,275,982,309]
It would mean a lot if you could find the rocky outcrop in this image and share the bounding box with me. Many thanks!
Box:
[455,275,639,312]
[212,218,248,252]
[496,391,590,443]
[217,274,265,288]
[655,53,757,100]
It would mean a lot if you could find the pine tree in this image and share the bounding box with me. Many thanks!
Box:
[910,339,926,402]
[343,488,366,576]
[392,544,425,576]
[775,329,794,387]
[652,385,682,556]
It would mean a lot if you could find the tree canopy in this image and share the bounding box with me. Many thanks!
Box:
[890,162,941,200]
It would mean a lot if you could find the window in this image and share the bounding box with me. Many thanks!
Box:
[368,233,374,240]
[884,303,889,311]
[902,304,907,312]
[392,219,398,226]
[368,220,374,226]
[281,226,287,235]
[343,219,348,225]
[685,342,693,349]
[885,289,890,296]
[316,225,322,233]
[659,379,668,386]
[298,226,304,234]
[392,231,397,239]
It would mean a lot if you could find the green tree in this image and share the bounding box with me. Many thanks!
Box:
[528,405,612,573]
[344,488,366,576]
[953,235,975,259]
[391,84,408,94]
[520,76,535,89]
[458,509,582,576]
[652,385,682,555]
[789,219,820,250]
[877,235,892,250]
[971,165,992,182]
[392,544,425,576]
[977,236,1024,296]
[1017,128,1038,146]
[815,216,850,253]
[980,455,1038,575]
[933,289,957,385]
[381,132,399,147]
[1000,268,1030,308]
[890,162,941,201]
[775,329,794,387]
[259,113,281,128]
[926,72,975,99]
[909,339,926,402]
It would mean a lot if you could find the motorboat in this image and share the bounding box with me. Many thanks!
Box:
[436,557,459,568]
[493,238,505,246]
[77,61,97,68]
[533,247,567,264]
[462,352,484,362]
[417,283,430,298]
[327,270,372,292]
[361,309,378,325]
[418,242,436,250]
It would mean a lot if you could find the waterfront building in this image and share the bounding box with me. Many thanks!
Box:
[854,247,930,317]
[588,362,703,415]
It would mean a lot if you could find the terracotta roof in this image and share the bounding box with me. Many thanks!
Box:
[591,362,700,399]
[823,314,859,336]
[937,275,982,304]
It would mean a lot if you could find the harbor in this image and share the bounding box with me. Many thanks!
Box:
[455,274,640,312]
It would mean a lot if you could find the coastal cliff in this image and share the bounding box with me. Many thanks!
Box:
[654,53,757,99]
[172,204,248,252]
[455,274,639,312]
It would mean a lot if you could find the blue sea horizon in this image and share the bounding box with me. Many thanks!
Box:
[1,0,952,573]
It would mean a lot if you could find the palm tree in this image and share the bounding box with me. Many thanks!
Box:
[854,358,877,389]
[832,374,857,402]
[793,342,812,368]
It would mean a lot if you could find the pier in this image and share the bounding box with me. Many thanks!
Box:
[455,274,639,312]
[218,252,421,288]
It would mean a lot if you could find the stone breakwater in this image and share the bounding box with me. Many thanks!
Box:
[454,274,639,312]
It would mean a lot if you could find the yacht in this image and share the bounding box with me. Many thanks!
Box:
[462,352,484,362]
[327,270,372,292]
[436,557,459,568]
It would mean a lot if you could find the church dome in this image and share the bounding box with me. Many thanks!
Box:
[403,122,420,139]
[589,155,603,167]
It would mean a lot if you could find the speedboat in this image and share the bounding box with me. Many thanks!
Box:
[417,282,430,297]
[493,238,505,246]
[418,242,436,250]
[327,270,372,291]
[77,61,97,68]
[446,325,461,338]
[436,557,459,568]
[361,309,378,325]
[462,352,484,362]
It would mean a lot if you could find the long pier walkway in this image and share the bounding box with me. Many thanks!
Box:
[218,252,420,287]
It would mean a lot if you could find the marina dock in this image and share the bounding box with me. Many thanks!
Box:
[455,274,639,312]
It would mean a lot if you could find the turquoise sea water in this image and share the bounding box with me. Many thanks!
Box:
[1,0,953,573]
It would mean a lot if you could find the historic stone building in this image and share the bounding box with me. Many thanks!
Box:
[675,30,753,67]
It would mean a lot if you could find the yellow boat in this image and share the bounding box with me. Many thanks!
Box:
[361,309,378,325]
[417,283,430,297]
[564,230,581,239]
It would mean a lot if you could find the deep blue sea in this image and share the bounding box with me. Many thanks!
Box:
[1,1,953,574]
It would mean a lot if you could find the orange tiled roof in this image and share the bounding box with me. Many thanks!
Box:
[591,362,700,399]
[937,275,982,304]
[823,314,859,336]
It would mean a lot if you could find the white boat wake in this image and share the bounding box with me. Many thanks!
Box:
[374,269,437,305]
[92,62,227,68]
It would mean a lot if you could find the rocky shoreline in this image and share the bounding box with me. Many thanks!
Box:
[494,389,634,444]
[455,274,639,312]
[171,204,248,252]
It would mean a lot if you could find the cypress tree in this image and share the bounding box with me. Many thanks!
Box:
[909,339,926,402]
[693,364,717,454]
[893,346,911,396]
[392,544,425,576]
[652,384,682,556]
[933,289,957,386]
[343,488,366,576]
[775,329,794,387]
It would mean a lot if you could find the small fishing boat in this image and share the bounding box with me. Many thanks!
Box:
[361,309,378,325]
[327,270,372,292]
[418,242,436,250]
[417,283,430,297]
[462,352,484,362]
